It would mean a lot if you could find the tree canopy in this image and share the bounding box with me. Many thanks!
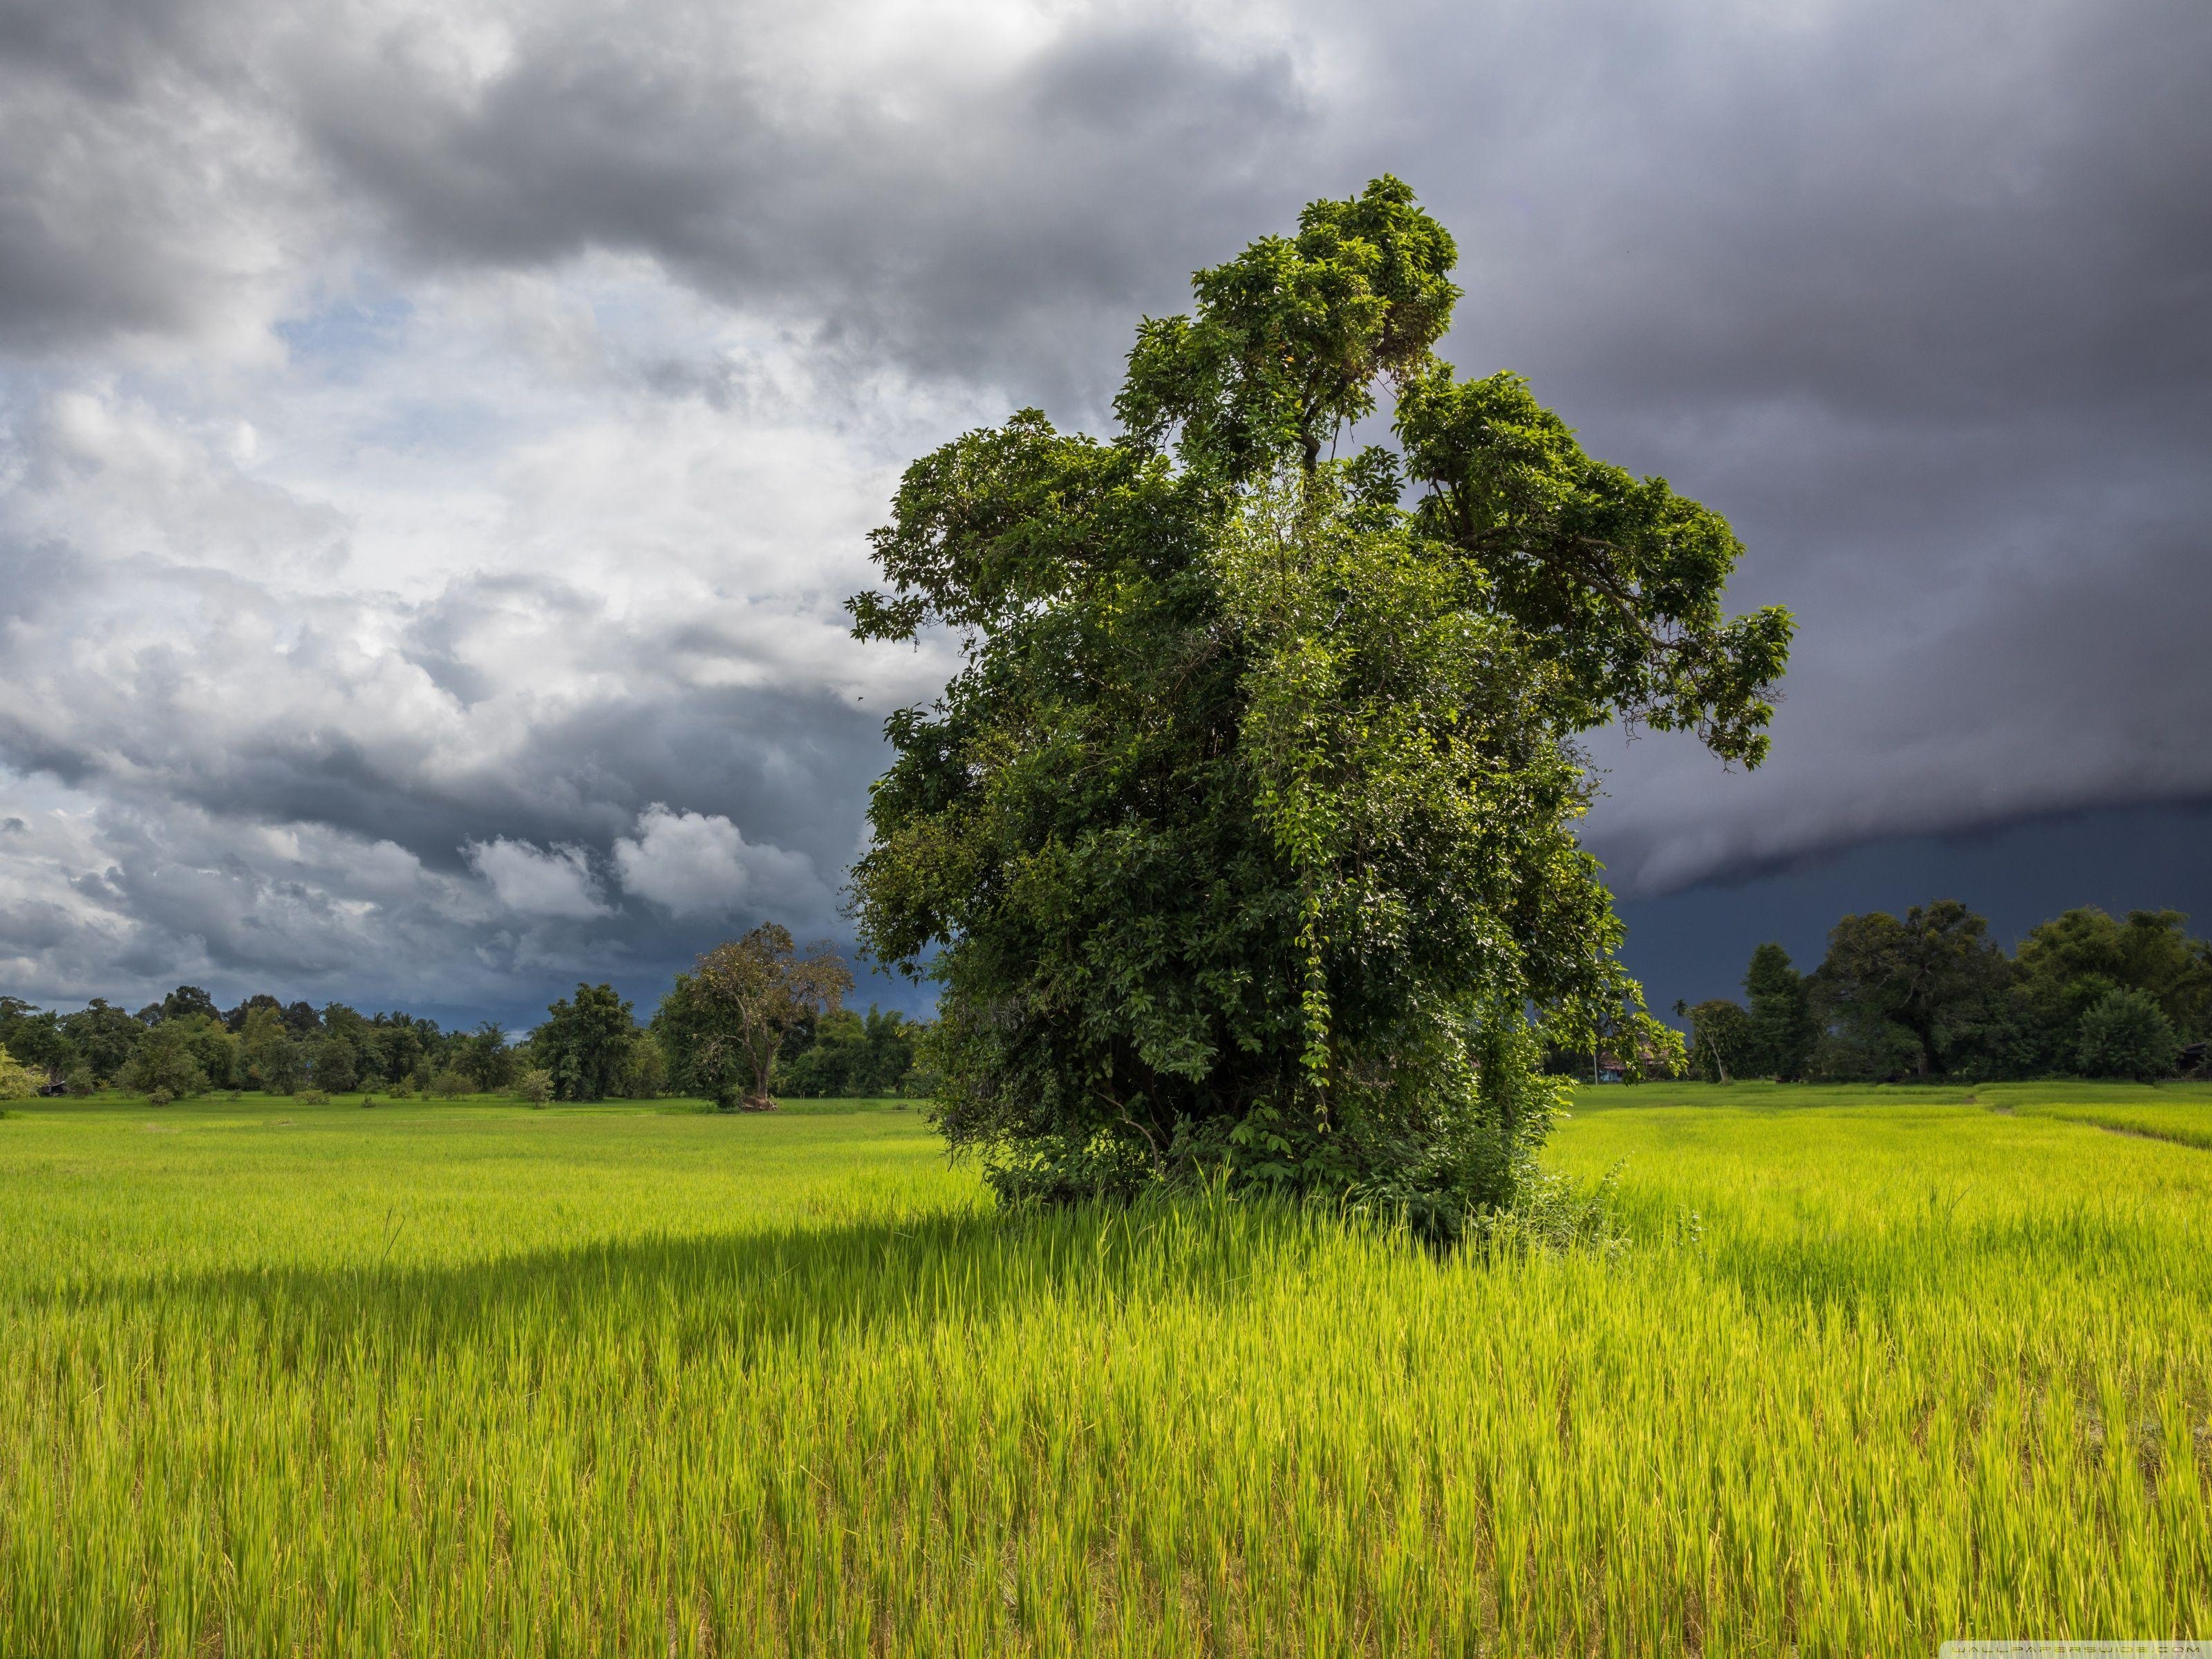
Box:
[848,178,1790,1228]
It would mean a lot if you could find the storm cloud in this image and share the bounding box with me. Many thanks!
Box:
[1,0,2206,1022]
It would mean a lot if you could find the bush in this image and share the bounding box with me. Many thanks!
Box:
[147,1087,174,1108]
[0,1049,41,1101]
[297,1088,331,1107]
[516,1068,554,1106]
[359,1096,377,1109]
[2077,988,2179,1080]
[386,1077,417,1100]
[430,1069,472,1100]
[64,1065,96,1097]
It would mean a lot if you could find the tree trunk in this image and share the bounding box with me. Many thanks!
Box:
[742,1022,778,1110]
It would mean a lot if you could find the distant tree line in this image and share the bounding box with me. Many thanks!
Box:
[1675,903,2211,1085]
[1,930,933,1105]
[0,988,520,1103]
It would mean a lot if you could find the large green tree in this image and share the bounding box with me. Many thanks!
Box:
[848,178,1790,1228]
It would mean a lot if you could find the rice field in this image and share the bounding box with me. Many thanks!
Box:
[2,1082,2209,1656]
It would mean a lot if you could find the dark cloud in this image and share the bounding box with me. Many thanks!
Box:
[0,0,2206,1019]
[285,8,1319,409]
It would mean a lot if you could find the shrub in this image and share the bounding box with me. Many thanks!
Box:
[430,1069,472,1100]
[386,1078,417,1100]
[64,1065,95,1097]
[0,1049,41,1101]
[2077,988,2179,1081]
[147,1087,174,1108]
[516,1068,554,1106]
[297,1088,331,1107]
[359,1096,377,1109]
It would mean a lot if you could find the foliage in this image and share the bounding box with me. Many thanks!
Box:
[1809,902,2016,1080]
[145,1087,174,1108]
[295,1089,330,1107]
[0,1010,75,1080]
[532,984,637,1103]
[453,1020,518,1092]
[0,1047,40,1100]
[1685,998,1754,1082]
[240,1004,297,1092]
[59,999,142,1082]
[310,1035,358,1094]
[777,1006,927,1098]
[2014,907,2211,1071]
[849,179,1773,1224]
[649,973,749,1105]
[120,1022,210,1100]
[2074,986,2179,1081]
[160,985,221,1024]
[1742,942,1815,1080]
[430,1069,473,1100]
[515,1068,554,1106]
[665,926,853,1110]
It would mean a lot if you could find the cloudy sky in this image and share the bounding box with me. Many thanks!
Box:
[1,0,2206,1028]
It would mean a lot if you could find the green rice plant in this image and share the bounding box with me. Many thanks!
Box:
[0,1087,2206,1655]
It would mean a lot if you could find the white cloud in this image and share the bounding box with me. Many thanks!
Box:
[465,836,608,918]
[612,803,821,917]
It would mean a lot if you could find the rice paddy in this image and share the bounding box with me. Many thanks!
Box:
[3,1082,2209,1655]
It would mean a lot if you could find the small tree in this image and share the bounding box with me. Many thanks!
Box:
[685,926,853,1110]
[515,1067,554,1106]
[2076,988,2178,1080]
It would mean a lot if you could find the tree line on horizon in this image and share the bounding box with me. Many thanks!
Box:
[1673,903,2211,1085]
[0,928,930,1105]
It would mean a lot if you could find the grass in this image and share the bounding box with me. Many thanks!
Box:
[1,1084,2209,1654]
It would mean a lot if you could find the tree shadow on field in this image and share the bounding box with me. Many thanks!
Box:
[37,1196,1321,1360]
